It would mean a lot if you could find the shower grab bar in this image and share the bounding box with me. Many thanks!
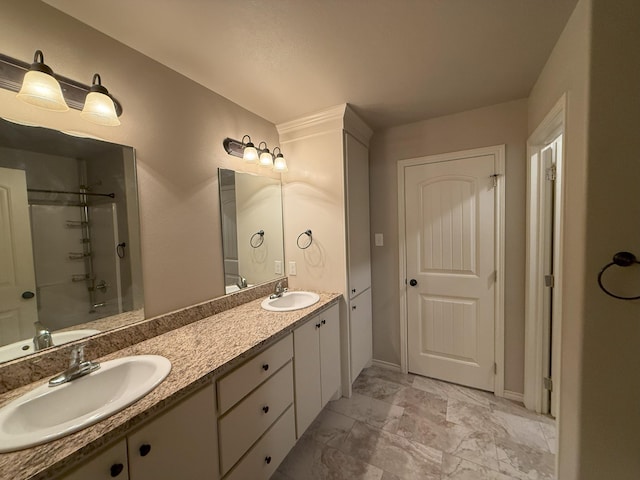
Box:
[28,188,115,198]
[68,252,91,260]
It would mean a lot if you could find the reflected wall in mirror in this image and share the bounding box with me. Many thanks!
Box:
[0,117,143,363]
[219,168,284,294]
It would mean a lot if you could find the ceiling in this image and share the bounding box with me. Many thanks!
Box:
[43,0,578,130]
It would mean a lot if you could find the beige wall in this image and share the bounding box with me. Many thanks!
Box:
[527,1,591,477]
[369,98,528,393]
[0,0,279,318]
[578,0,640,477]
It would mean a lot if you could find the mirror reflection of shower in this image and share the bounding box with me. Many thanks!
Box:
[0,118,143,349]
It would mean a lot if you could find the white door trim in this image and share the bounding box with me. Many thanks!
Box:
[524,94,566,413]
[397,145,506,396]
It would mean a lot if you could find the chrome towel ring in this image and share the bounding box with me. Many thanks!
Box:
[250,230,264,248]
[297,230,312,249]
[597,251,640,300]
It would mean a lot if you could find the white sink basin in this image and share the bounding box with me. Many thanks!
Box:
[0,355,171,452]
[261,291,320,312]
[0,329,101,363]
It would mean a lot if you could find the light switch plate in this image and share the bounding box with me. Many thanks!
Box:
[275,260,282,275]
[375,233,384,246]
[288,261,297,276]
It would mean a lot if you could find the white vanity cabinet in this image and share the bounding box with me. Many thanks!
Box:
[293,303,341,436]
[60,439,129,480]
[216,334,295,479]
[58,385,219,480]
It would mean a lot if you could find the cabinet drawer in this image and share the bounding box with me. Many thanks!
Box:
[219,361,293,474]
[224,406,296,480]
[217,334,293,414]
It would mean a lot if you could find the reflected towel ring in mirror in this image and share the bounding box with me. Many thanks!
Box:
[297,229,313,249]
[250,230,265,248]
[597,251,640,300]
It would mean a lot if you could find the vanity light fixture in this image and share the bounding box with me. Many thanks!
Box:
[0,50,123,124]
[258,142,274,167]
[80,74,121,126]
[241,135,258,163]
[16,50,68,112]
[272,147,288,172]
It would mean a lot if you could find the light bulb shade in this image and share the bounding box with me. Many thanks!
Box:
[259,150,273,167]
[273,154,288,172]
[81,91,121,126]
[17,70,69,112]
[243,144,258,163]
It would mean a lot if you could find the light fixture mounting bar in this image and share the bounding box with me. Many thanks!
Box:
[0,52,123,116]
[223,137,274,158]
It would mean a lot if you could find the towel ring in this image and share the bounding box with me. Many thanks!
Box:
[597,251,640,300]
[297,229,313,249]
[250,230,265,248]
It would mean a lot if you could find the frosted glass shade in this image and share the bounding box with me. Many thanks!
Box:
[259,151,273,167]
[16,70,69,111]
[243,145,258,163]
[273,154,288,172]
[81,91,121,126]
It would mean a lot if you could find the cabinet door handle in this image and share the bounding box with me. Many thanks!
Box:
[262,405,270,414]
[315,323,321,329]
[352,305,357,310]
[351,288,356,294]
[139,444,151,457]
[265,456,272,464]
[321,319,326,325]
[110,463,124,477]
[262,363,269,371]
[22,291,35,299]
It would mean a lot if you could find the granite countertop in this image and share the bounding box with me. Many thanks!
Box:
[0,291,341,480]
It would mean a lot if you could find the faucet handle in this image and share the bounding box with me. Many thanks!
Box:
[70,345,85,366]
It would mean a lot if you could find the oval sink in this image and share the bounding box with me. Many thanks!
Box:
[261,291,320,312]
[0,329,101,363]
[0,355,171,452]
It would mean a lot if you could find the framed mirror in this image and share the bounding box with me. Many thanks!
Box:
[219,168,285,293]
[0,117,143,363]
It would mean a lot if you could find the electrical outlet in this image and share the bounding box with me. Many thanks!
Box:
[275,260,282,275]
[288,261,297,276]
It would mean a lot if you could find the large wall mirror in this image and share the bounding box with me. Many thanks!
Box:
[219,168,285,293]
[0,117,143,363]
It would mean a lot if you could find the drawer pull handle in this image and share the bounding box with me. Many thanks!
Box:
[110,463,124,477]
[262,405,270,414]
[262,363,269,371]
[352,288,356,293]
[315,323,321,329]
[321,319,326,325]
[139,444,151,457]
[265,456,272,464]
[352,305,357,310]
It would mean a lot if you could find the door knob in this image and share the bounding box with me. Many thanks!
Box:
[409,279,418,287]
[21,291,35,299]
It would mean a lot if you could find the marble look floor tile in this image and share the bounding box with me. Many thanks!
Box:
[340,421,442,480]
[441,454,515,480]
[352,374,407,404]
[328,392,404,433]
[491,409,551,452]
[270,470,293,480]
[360,365,416,387]
[380,472,403,480]
[496,437,556,479]
[397,410,499,470]
[412,375,492,408]
[305,409,355,449]
[277,434,384,480]
[539,421,557,454]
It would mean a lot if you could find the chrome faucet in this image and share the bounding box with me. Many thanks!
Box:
[49,345,100,387]
[228,274,248,289]
[269,281,287,299]
[33,321,53,351]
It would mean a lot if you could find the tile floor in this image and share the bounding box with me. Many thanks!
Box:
[274,365,556,480]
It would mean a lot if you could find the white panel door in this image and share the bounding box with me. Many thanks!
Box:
[405,154,496,391]
[319,304,341,406]
[349,288,372,382]
[0,167,38,345]
[293,317,322,437]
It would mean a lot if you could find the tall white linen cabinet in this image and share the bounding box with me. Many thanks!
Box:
[278,104,373,396]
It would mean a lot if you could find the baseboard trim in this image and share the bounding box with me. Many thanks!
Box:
[503,390,525,403]
[371,359,402,372]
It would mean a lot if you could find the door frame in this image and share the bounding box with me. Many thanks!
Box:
[524,94,566,413]
[397,145,506,397]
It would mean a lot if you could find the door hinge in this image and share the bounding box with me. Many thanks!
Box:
[546,166,557,181]
[493,362,497,374]
[543,377,553,392]
[544,274,554,288]
[489,173,500,189]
